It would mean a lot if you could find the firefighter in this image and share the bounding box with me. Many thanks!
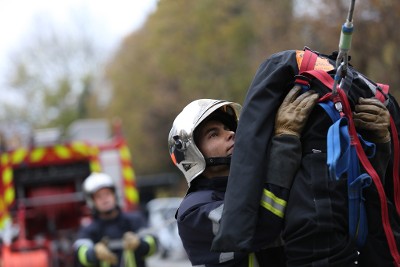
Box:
[73,172,157,267]
[168,87,318,267]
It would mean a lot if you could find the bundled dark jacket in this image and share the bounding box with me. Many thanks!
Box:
[211,49,400,267]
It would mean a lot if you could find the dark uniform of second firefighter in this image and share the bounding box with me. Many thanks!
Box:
[168,89,318,266]
[73,172,157,267]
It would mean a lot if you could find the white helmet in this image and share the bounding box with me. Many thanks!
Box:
[83,172,116,209]
[168,99,241,186]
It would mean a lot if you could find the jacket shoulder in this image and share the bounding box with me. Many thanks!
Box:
[177,190,215,218]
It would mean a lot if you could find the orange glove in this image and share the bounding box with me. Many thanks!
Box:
[353,97,391,143]
[122,231,140,250]
[275,85,319,137]
[94,242,118,265]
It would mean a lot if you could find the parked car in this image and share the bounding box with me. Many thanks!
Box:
[146,197,187,259]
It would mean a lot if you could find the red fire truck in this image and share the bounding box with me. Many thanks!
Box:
[0,119,139,267]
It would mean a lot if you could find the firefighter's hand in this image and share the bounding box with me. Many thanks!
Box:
[275,85,319,137]
[123,231,140,251]
[353,97,391,143]
[94,242,118,264]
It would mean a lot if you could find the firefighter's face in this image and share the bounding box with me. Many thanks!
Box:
[196,120,235,160]
[92,188,117,213]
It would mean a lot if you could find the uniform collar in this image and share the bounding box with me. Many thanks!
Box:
[188,176,228,193]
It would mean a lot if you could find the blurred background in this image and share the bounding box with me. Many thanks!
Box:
[0,0,399,266]
[1,0,399,177]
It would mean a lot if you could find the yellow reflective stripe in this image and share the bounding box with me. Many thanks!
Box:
[122,166,135,180]
[0,200,5,215]
[248,252,259,267]
[30,148,45,162]
[77,246,94,267]
[90,161,102,172]
[11,149,27,164]
[71,142,89,156]
[143,235,157,257]
[260,189,286,218]
[0,215,10,230]
[54,145,71,159]
[248,252,254,267]
[4,187,14,206]
[88,147,101,172]
[1,153,9,165]
[2,167,14,205]
[2,167,12,184]
[123,249,137,267]
[119,146,131,161]
[124,186,139,204]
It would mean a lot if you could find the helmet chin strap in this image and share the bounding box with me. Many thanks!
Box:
[205,157,231,166]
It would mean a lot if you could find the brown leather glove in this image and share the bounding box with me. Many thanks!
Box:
[122,231,140,250]
[353,97,391,143]
[94,242,118,265]
[275,85,319,137]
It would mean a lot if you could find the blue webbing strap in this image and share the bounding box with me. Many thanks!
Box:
[319,101,340,122]
[327,118,350,181]
[349,173,372,246]
[323,102,374,247]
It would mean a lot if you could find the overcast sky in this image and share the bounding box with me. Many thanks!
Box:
[0,0,158,101]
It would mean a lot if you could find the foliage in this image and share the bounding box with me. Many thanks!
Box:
[106,0,400,174]
[4,0,400,175]
[294,0,400,99]
[106,0,299,174]
[4,15,107,129]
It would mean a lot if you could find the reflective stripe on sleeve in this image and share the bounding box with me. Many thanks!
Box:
[248,252,260,267]
[208,204,224,235]
[260,189,286,218]
[219,252,234,263]
[77,245,94,267]
[143,235,157,257]
[123,249,137,267]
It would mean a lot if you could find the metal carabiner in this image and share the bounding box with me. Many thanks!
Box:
[335,0,356,70]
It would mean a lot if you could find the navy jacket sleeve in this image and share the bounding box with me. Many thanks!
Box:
[124,212,158,258]
[177,190,249,266]
[73,224,100,266]
[251,135,301,250]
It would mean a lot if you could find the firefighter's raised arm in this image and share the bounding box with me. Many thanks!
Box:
[250,86,319,251]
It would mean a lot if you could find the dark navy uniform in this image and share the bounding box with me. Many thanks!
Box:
[74,211,157,267]
[211,49,400,267]
[177,135,301,267]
